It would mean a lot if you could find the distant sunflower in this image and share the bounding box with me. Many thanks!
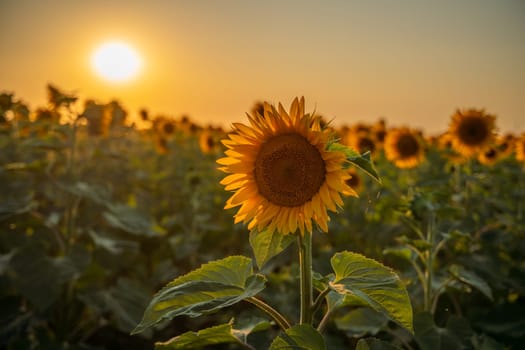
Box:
[155,135,169,154]
[497,134,515,158]
[346,168,362,193]
[515,134,525,163]
[199,129,221,154]
[218,97,356,235]
[448,109,496,157]
[384,128,425,168]
[160,119,176,136]
[478,146,499,165]
[345,131,377,156]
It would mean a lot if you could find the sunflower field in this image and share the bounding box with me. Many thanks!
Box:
[1,85,524,350]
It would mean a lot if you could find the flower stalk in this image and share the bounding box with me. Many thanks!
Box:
[246,297,291,331]
[298,230,313,325]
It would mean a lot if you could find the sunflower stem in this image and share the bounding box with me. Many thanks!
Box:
[298,230,313,325]
[245,297,291,331]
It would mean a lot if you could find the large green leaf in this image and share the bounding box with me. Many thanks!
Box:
[155,319,271,349]
[330,251,413,332]
[249,229,295,269]
[8,245,81,311]
[132,256,266,334]
[269,324,325,350]
[414,312,472,350]
[103,203,166,236]
[156,323,241,349]
[327,143,381,183]
[334,307,388,337]
[356,338,402,350]
[448,265,493,301]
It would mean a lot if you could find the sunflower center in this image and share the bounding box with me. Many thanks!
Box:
[458,117,489,145]
[396,134,419,158]
[254,133,326,207]
[358,136,376,153]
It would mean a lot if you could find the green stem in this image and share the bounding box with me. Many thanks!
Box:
[316,308,333,333]
[311,287,331,317]
[298,230,313,325]
[423,211,435,312]
[245,297,291,331]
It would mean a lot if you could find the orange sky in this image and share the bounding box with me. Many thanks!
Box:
[1,0,524,134]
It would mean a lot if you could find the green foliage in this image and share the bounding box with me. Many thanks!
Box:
[270,324,326,350]
[133,256,266,334]
[330,251,414,333]
[1,86,524,349]
[154,319,271,349]
[327,143,381,182]
[356,337,403,350]
[249,228,295,270]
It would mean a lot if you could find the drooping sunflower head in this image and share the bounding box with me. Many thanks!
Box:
[384,127,425,169]
[448,109,496,157]
[218,97,356,235]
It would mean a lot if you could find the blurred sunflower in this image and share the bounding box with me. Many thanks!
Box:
[448,109,496,157]
[153,117,177,138]
[346,168,362,193]
[515,134,525,162]
[478,146,499,165]
[199,129,222,154]
[384,128,425,168]
[345,131,377,156]
[81,100,110,136]
[155,135,169,154]
[496,134,515,158]
[218,97,356,235]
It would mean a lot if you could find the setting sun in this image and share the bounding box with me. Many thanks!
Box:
[91,41,142,83]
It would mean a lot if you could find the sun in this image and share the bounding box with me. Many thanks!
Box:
[91,41,142,83]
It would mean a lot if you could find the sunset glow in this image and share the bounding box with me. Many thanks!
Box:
[91,42,142,83]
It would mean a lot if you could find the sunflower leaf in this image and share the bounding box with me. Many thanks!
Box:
[132,256,266,334]
[327,143,381,183]
[269,324,326,350]
[249,229,295,270]
[356,337,403,350]
[155,322,240,349]
[448,265,493,301]
[329,251,413,333]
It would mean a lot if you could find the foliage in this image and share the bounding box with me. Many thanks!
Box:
[1,86,524,349]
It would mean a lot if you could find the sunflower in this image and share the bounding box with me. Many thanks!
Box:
[199,129,222,154]
[345,131,377,156]
[384,128,425,168]
[82,100,110,136]
[217,97,356,235]
[345,168,362,193]
[478,146,500,165]
[515,133,525,163]
[448,109,496,157]
[496,134,515,158]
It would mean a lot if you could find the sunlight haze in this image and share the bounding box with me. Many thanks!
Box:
[1,0,524,134]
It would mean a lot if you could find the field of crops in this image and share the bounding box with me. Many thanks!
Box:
[1,86,524,350]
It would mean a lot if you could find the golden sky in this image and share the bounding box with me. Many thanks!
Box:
[1,0,524,134]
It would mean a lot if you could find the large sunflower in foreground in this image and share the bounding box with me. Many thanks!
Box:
[384,128,425,169]
[217,97,356,235]
[448,109,496,157]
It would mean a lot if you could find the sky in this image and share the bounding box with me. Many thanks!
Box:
[1,0,524,134]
